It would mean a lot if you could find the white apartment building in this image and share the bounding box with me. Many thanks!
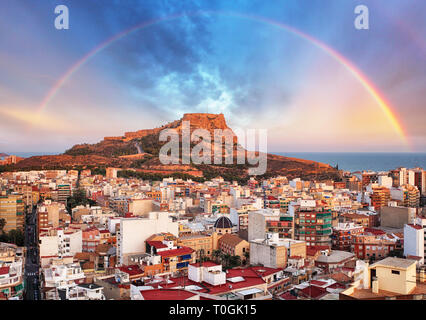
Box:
[42,263,87,300]
[404,223,425,265]
[39,228,82,267]
[117,212,179,265]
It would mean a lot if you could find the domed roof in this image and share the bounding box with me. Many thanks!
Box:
[214,216,233,229]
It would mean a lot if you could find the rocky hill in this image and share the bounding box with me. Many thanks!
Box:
[9,113,341,181]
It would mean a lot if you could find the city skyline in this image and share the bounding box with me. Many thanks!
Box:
[0,0,425,153]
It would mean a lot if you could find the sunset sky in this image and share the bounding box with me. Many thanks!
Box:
[0,0,425,153]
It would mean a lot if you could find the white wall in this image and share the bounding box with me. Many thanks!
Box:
[404,224,424,264]
[119,212,179,265]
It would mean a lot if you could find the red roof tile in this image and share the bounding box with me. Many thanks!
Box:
[140,289,197,300]
[299,286,328,299]
[147,241,168,249]
[157,247,194,258]
[280,292,297,300]
[118,265,144,276]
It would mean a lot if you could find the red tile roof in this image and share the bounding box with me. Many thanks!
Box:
[364,228,386,235]
[147,241,168,249]
[310,280,328,287]
[157,247,194,258]
[299,286,328,299]
[280,292,297,300]
[250,266,283,277]
[118,265,144,276]
[158,270,266,296]
[140,289,196,300]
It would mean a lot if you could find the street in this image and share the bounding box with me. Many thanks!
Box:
[24,205,41,300]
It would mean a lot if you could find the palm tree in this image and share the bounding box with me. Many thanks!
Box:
[222,253,231,268]
[243,251,250,265]
[229,255,241,268]
[212,249,222,263]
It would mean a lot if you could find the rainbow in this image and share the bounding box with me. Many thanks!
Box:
[35,10,408,144]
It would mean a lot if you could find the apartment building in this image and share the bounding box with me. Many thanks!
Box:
[0,194,24,232]
[0,243,24,300]
[404,223,424,264]
[332,222,364,251]
[250,233,288,268]
[371,186,391,211]
[294,203,333,248]
[177,232,219,259]
[39,228,82,267]
[117,212,179,265]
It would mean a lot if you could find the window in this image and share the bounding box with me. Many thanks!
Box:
[391,270,400,275]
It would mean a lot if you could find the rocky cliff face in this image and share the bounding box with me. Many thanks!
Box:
[9,113,341,181]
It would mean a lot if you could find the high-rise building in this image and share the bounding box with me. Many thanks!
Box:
[403,223,424,264]
[413,169,426,196]
[294,203,333,248]
[371,186,390,211]
[57,184,72,204]
[0,194,25,232]
[248,209,294,241]
[401,184,420,207]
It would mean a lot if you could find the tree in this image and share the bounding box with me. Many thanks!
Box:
[229,255,242,268]
[0,218,6,234]
[212,249,222,263]
[0,229,25,246]
[243,251,250,265]
[221,253,232,269]
[7,229,24,246]
[66,188,96,214]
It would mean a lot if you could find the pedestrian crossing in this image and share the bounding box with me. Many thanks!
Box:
[27,272,38,276]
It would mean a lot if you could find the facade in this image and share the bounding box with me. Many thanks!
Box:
[42,263,86,300]
[380,206,417,228]
[371,187,390,211]
[294,206,332,247]
[39,228,82,267]
[369,257,417,295]
[177,233,218,259]
[250,233,288,269]
[117,212,179,265]
[352,234,397,261]
[0,194,25,232]
[248,209,292,241]
[331,222,364,251]
[57,184,72,204]
[217,234,249,261]
[0,243,24,300]
[403,223,424,264]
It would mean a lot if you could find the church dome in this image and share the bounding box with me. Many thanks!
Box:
[214,216,233,229]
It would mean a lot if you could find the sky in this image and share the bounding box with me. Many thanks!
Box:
[0,0,425,154]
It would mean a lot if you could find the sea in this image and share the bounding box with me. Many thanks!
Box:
[4,151,426,173]
[274,152,426,173]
